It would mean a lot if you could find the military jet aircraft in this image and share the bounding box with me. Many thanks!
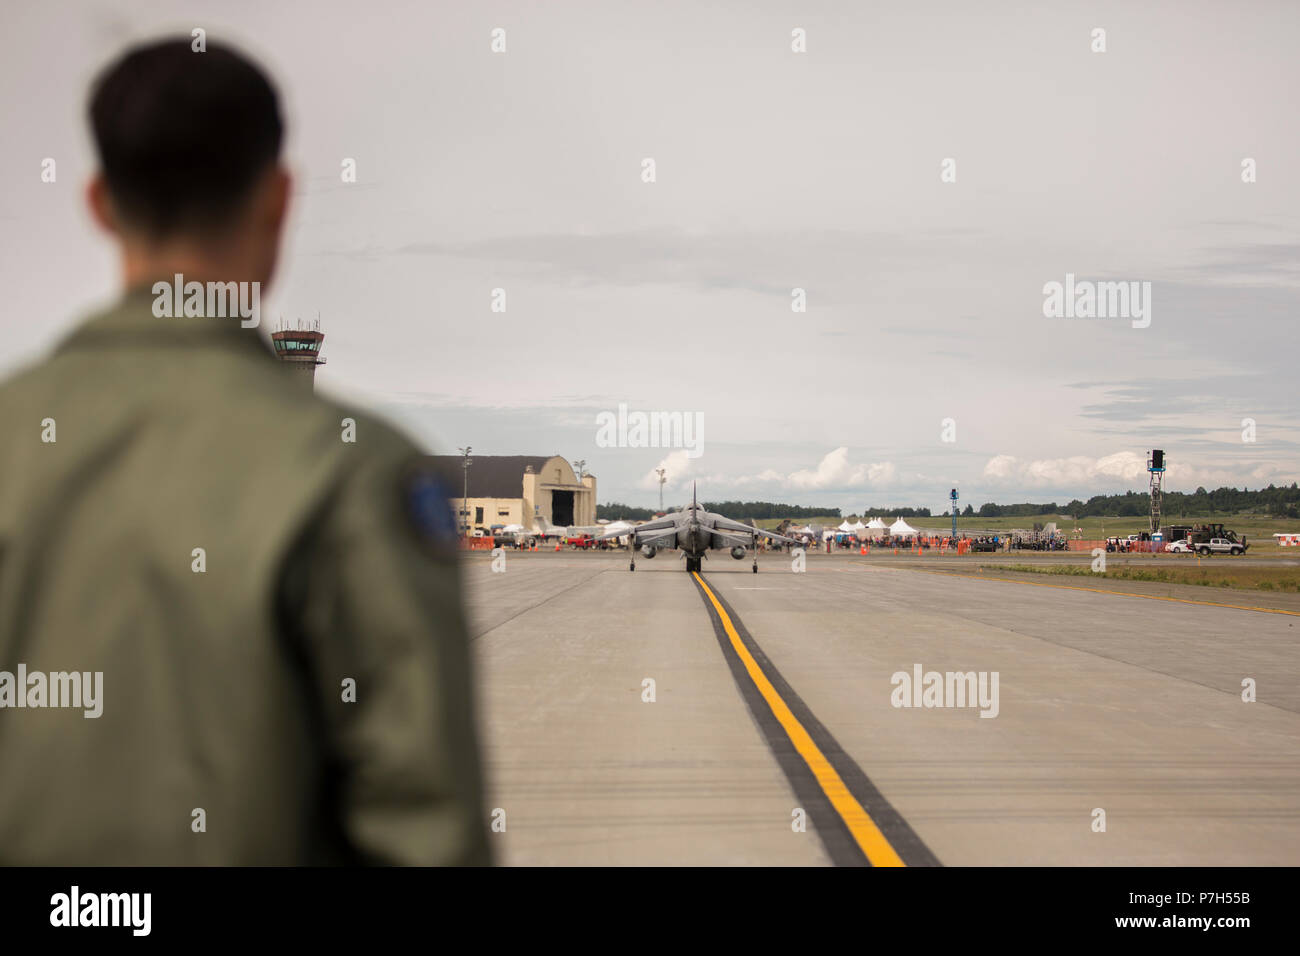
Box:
[605,484,796,573]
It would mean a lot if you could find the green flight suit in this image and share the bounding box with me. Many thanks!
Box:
[0,287,489,865]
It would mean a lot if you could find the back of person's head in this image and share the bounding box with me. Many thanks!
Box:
[89,38,283,239]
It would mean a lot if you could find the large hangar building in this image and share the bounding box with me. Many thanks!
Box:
[428,454,596,533]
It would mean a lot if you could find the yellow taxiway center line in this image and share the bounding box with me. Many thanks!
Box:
[692,571,905,867]
[856,565,1300,617]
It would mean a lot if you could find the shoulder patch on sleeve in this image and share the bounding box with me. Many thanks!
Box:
[402,463,460,555]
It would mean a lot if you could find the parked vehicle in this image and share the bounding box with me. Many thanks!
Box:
[1187,523,1242,546]
[1196,537,1246,556]
[1165,540,1193,553]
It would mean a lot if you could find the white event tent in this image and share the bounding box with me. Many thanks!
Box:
[889,518,919,536]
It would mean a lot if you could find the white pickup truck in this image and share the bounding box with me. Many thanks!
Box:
[1195,537,1247,556]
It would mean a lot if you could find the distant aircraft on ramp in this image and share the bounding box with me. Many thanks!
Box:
[605,483,795,573]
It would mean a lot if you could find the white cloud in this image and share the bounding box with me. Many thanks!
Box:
[787,447,895,489]
[982,452,1147,488]
[983,452,1293,493]
[725,448,895,491]
[640,447,897,496]
[638,449,697,490]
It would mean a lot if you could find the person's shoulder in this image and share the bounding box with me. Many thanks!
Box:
[0,354,81,449]
[286,389,422,465]
[0,352,61,404]
[295,395,461,557]
[212,358,417,461]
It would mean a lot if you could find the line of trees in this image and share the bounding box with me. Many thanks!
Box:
[952,486,1300,519]
[601,484,1300,522]
[597,501,842,520]
[702,501,841,519]
[597,503,659,520]
[1064,484,1300,519]
[945,487,1300,519]
[968,502,1060,518]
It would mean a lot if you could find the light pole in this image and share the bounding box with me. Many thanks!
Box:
[656,468,667,512]
[571,460,586,525]
[950,487,959,541]
[458,446,472,535]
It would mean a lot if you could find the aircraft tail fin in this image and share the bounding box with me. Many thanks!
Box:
[693,481,697,512]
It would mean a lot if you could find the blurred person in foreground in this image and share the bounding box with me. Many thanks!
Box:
[0,38,489,865]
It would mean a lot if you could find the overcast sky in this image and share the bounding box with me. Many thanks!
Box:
[2,0,1297,512]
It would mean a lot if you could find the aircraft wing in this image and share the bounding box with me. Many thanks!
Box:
[633,527,679,549]
[711,514,796,543]
[606,515,678,536]
[600,515,679,541]
[710,529,753,550]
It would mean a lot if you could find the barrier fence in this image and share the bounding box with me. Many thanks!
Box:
[459,535,1193,554]
[1067,539,1163,552]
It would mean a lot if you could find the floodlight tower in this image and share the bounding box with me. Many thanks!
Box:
[1147,449,1165,534]
[950,487,959,539]
[656,468,667,512]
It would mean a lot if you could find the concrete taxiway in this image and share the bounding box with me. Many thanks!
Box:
[464,549,1300,866]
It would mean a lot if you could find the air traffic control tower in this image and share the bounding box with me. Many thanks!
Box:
[270,320,326,387]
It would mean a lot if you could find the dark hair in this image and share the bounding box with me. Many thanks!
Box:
[89,38,283,237]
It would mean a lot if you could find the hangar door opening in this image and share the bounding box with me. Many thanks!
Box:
[551,490,574,526]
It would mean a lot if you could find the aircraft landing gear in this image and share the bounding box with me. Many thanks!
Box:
[686,555,701,573]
